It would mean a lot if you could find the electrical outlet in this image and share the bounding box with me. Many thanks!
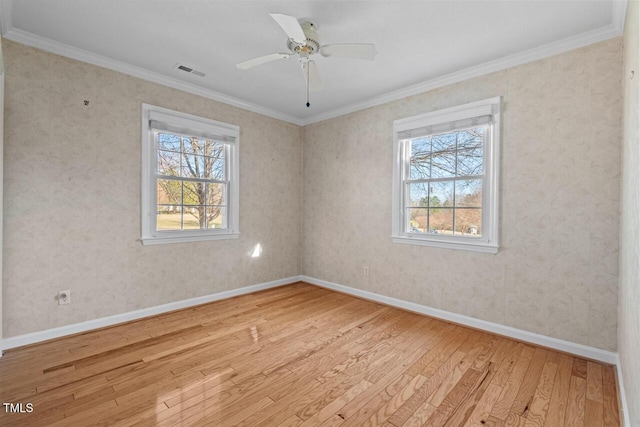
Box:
[58,290,71,305]
[363,266,370,277]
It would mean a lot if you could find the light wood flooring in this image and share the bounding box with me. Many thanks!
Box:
[0,282,622,426]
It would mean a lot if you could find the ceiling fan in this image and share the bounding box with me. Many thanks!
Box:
[236,13,377,107]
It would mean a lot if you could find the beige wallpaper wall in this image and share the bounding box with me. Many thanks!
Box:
[0,36,4,341]
[619,0,639,423]
[302,38,623,352]
[2,37,625,355]
[2,40,302,337]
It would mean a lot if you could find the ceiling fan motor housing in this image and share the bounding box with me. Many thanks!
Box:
[287,22,320,55]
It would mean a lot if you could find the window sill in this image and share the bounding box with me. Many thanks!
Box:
[142,232,240,245]
[391,236,499,254]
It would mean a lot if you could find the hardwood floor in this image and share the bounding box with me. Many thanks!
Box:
[0,282,621,426]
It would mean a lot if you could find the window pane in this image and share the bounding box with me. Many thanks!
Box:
[408,183,429,207]
[156,205,183,230]
[455,179,482,207]
[156,132,181,152]
[206,157,225,181]
[207,142,226,158]
[431,133,457,179]
[157,150,181,176]
[456,128,484,150]
[410,137,431,179]
[429,207,453,235]
[206,183,225,206]
[183,181,205,205]
[187,138,225,157]
[430,180,454,208]
[456,148,483,176]
[185,137,205,157]
[431,149,456,178]
[431,132,457,153]
[181,156,225,180]
[407,208,428,233]
[182,206,205,229]
[157,179,182,205]
[206,207,226,229]
[181,154,206,178]
[454,208,482,236]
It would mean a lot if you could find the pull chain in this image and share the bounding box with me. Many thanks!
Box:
[306,62,310,107]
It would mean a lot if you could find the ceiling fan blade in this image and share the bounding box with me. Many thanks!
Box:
[236,53,290,70]
[320,43,377,60]
[302,60,322,92]
[270,13,306,45]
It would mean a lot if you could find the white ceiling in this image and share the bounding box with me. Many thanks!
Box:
[0,0,626,125]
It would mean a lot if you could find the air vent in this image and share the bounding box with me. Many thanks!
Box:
[174,63,206,77]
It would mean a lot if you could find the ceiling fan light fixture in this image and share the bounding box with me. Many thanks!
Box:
[269,13,307,45]
[236,13,376,106]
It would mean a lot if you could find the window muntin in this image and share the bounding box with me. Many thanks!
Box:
[404,126,486,237]
[155,132,228,231]
[141,104,239,245]
[392,98,500,253]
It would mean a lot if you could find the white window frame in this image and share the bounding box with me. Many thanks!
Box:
[392,97,501,254]
[141,104,240,245]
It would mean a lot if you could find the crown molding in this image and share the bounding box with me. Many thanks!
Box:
[0,0,12,37]
[0,0,628,127]
[612,0,629,34]
[300,14,627,125]
[0,27,304,126]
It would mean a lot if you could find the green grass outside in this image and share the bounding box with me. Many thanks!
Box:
[157,213,222,230]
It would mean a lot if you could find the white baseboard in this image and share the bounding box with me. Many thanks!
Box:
[0,273,622,367]
[2,275,620,364]
[300,275,619,365]
[302,276,633,425]
[0,276,300,352]
[615,355,632,427]
[0,274,629,424]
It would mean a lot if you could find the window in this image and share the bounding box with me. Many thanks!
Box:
[141,104,239,245]
[392,97,500,253]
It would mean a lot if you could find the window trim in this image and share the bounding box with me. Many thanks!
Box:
[141,104,240,245]
[391,97,501,254]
